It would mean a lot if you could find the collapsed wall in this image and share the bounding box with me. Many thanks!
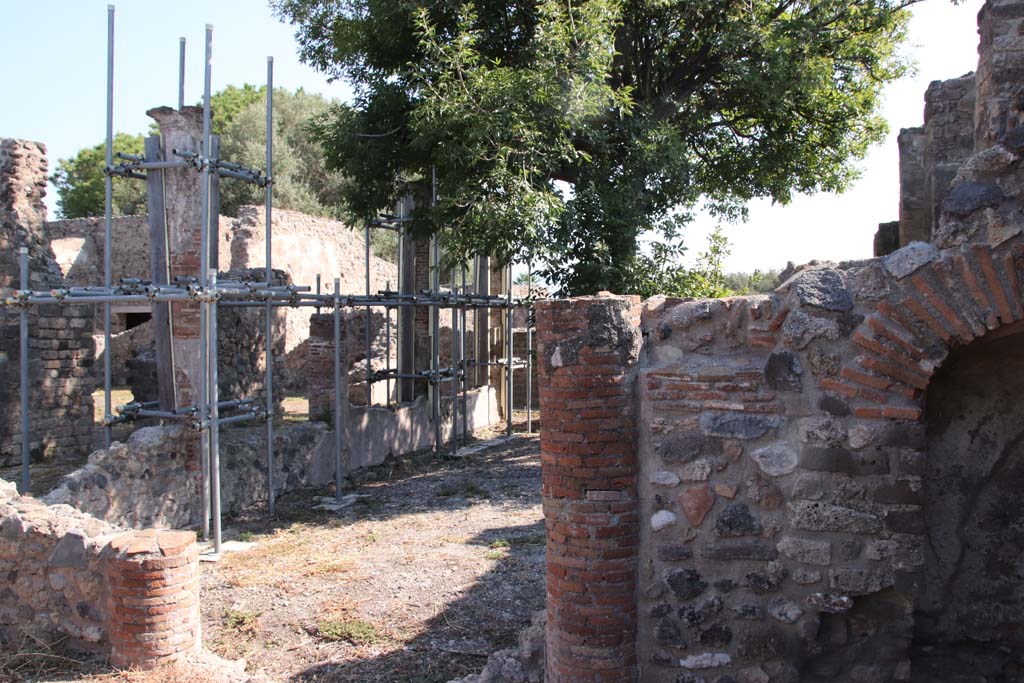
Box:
[0,139,95,468]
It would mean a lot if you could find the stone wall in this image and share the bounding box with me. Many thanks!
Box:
[44,421,338,529]
[305,308,503,462]
[0,479,204,669]
[228,205,398,387]
[975,0,1024,149]
[0,478,115,650]
[896,75,976,247]
[0,139,95,469]
[538,229,1024,681]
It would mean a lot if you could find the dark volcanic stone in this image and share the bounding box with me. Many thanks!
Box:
[700,412,783,440]
[680,596,723,627]
[666,568,708,601]
[819,395,851,416]
[715,503,763,537]
[702,540,778,561]
[791,267,854,312]
[942,181,1005,217]
[656,616,685,646]
[698,623,733,647]
[658,544,694,562]
[764,351,803,391]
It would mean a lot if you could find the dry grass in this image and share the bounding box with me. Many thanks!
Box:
[91,388,135,425]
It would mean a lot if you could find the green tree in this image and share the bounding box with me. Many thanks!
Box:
[275,0,917,295]
[51,133,147,219]
[724,269,783,296]
[622,227,731,300]
[218,87,349,218]
[207,84,266,134]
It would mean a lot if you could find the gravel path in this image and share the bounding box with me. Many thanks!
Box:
[200,432,544,683]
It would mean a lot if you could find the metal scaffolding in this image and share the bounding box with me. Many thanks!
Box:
[1,6,535,557]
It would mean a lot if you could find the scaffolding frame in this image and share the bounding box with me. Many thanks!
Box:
[1,5,535,557]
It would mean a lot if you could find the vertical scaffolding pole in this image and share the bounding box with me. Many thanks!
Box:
[208,270,222,554]
[103,4,114,448]
[178,37,185,110]
[265,57,276,517]
[385,293,392,408]
[19,248,30,494]
[526,260,533,434]
[506,265,513,437]
[365,221,372,406]
[460,265,468,445]
[430,235,441,455]
[198,24,213,541]
[333,278,344,501]
[430,169,441,454]
[450,264,458,449]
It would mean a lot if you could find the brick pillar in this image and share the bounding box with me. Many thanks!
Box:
[307,312,349,420]
[536,294,642,683]
[104,529,201,669]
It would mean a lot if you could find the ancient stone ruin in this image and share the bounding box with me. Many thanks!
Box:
[537,2,1024,681]
[0,14,536,671]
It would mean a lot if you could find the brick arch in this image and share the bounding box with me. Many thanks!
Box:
[823,242,1024,420]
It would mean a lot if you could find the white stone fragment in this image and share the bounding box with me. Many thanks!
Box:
[768,598,804,623]
[680,652,732,669]
[651,510,677,531]
[550,346,563,368]
[749,445,798,476]
[650,471,681,487]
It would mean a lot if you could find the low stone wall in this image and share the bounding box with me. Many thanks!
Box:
[0,478,115,650]
[0,480,204,669]
[44,426,201,530]
[44,421,337,528]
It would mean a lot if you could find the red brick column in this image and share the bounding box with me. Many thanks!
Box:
[104,529,201,669]
[536,294,642,683]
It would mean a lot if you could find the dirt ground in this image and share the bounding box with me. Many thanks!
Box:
[0,415,545,683]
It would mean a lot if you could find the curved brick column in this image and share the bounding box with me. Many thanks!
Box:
[536,294,642,683]
[104,529,201,669]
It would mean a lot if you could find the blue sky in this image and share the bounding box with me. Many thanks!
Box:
[1,0,983,273]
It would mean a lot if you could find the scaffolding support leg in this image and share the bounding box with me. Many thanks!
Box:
[431,239,441,455]
[103,4,114,449]
[460,266,468,445]
[19,248,30,494]
[198,23,214,544]
[209,270,222,555]
[265,56,275,517]
[526,260,533,434]
[333,278,344,501]
[450,269,459,450]
[506,266,513,438]
[365,222,373,406]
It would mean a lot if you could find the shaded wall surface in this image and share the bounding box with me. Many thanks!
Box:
[0,139,95,468]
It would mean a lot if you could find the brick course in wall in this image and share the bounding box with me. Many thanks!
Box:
[0,139,95,468]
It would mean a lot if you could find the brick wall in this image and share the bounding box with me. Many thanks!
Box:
[0,139,95,468]
[536,295,642,683]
